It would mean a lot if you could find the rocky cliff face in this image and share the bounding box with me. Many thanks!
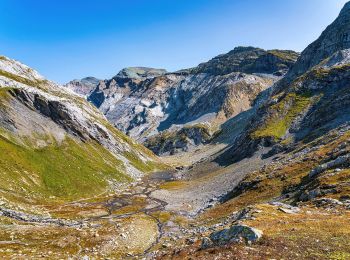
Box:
[0,56,164,209]
[218,2,350,164]
[283,2,350,81]
[66,48,299,155]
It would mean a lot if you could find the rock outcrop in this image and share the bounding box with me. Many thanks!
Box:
[201,224,263,249]
[145,123,213,155]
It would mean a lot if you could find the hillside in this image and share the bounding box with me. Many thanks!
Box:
[0,56,165,212]
[217,1,350,164]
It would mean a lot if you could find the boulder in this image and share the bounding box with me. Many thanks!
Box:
[200,237,213,249]
[201,224,263,249]
[309,154,350,178]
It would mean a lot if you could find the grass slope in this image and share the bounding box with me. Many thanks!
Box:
[0,133,131,204]
[251,92,311,140]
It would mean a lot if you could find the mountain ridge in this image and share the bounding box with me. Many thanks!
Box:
[66,46,299,155]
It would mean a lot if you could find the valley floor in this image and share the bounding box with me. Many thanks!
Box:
[0,130,350,259]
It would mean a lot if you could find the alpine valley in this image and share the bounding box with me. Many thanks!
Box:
[0,2,350,260]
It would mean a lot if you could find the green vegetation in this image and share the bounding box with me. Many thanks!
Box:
[0,69,43,87]
[268,50,299,62]
[159,180,187,190]
[123,151,166,172]
[0,87,14,101]
[298,63,350,83]
[103,121,161,161]
[251,92,312,140]
[0,132,132,203]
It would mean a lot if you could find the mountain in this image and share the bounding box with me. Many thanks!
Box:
[66,47,299,155]
[0,56,165,211]
[154,4,350,258]
[64,76,101,96]
[1,3,350,259]
[192,47,299,76]
[218,1,350,164]
[116,67,167,79]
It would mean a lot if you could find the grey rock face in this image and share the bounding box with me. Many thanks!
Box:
[202,224,263,248]
[200,237,213,249]
[270,202,300,214]
[220,3,350,164]
[313,198,344,208]
[0,56,159,180]
[283,1,350,82]
[144,124,213,155]
[89,71,275,144]
[309,154,350,178]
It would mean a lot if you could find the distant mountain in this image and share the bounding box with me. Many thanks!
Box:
[116,67,167,79]
[64,76,101,96]
[66,47,299,155]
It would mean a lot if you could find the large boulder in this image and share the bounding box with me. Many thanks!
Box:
[201,224,263,249]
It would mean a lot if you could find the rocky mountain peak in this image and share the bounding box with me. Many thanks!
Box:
[80,76,100,85]
[284,1,350,80]
[115,67,167,80]
[227,46,265,55]
[340,1,350,16]
[64,76,101,96]
[192,47,299,76]
[0,55,46,82]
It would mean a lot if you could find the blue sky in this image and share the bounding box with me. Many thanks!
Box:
[0,0,348,83]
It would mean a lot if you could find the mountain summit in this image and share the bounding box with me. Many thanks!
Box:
[192,46,299,76]
[115,67,167,79]
[284,1,350,81]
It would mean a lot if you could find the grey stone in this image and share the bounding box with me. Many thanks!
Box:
[201,237,213,249]
[208,224,263,247]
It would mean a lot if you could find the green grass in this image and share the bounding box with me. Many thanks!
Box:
[123,151,167,173]
[0,69,43,87]
[0,132,132,203]
[251,93,311,140]
[268,50,299,62]
[0,87,14,100]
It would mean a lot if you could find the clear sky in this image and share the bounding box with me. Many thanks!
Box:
[0,0,348,83]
